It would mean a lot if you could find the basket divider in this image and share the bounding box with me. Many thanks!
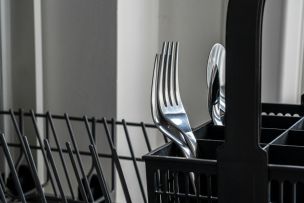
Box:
[217,0,268,202]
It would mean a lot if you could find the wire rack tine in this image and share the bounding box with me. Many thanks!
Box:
[22,136,47,203]
[102,117,132,203]
[44,139,68,203]
[84,116,96,178]
[10,109,26,168]
[0,186,6,203]
[89,145,112,203]
[0,170,5,192]
[14,109,24,168]
[64,113,94,202]
[30,110,58,196]
[0,172,7,203]
[0,133,27,203]
[47,112,75,199]
[84,116,95,146]
[141,122,152,152]
[110,118,115,191]
[122,119,147,203]
[66,142,89,203]
[42,112,51,187]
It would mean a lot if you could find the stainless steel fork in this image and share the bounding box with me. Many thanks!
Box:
[151,53,196,194]
[158,41,198,157]
[151,54,193,158]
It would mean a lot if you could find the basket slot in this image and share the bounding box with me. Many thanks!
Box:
[262,103,304,117]
[260,129,285,144]
[277,130,304,147]
[261,115,301,130]
[194,124,284,145]
[162,140,223,160]
[265,129,304,148]
[291,118,304,130]
[268,145,304,167]
[194,124,225,141]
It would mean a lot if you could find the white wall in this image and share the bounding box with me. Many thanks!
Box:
[261,0,304,104]
[117,1,159,202]
[41,0,117,196]
[42,0,117,117]
[280,0,304,104]
[261,0,285,103]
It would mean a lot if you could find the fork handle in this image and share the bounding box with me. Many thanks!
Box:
[183,131,198,157]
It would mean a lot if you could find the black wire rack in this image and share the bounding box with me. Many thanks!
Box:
[0,109,163,203]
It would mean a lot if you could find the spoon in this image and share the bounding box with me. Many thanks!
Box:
[206,43,225,126]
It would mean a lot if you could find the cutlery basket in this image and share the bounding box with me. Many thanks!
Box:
[144,103,304,203]
[144,0,304,202]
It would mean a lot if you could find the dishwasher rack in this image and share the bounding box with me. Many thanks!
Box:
[0,109,161,203]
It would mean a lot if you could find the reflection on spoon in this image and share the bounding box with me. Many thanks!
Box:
[206,43,225,126]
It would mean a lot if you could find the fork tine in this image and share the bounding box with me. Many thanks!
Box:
[158,42,168,107]
[164,42,173,106]
[174,42,181,105]
[170,42,177,106]
[151,54,160,123]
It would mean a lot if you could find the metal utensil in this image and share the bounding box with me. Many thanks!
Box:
[151,54,193,158]
[157,41,198,157]
[207,43,225,126]
[151,54,196,193]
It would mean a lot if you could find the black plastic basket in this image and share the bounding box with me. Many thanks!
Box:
[144,103,304,203]
[143,0,304,202]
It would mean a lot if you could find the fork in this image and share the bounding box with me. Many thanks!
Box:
[158,41,198,157]
[151,54,193,158]
[151,53,196,193]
